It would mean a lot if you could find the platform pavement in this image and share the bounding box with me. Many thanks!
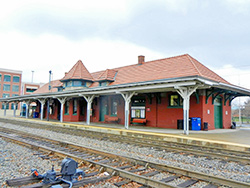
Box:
[1,116,250,152]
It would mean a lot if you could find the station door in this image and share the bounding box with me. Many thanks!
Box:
[214,97,223,129]
[100,97,108,122]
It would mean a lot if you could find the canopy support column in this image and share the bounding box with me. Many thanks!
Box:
[120,91,135,129]
[38,99,46,120]
[3,102,7,116]
[13,102,17,117]
[175,86,198,135]
[82,95,95,125]
[25,101,30,119]
[57,97,67,123]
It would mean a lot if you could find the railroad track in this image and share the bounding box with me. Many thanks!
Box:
[1,127,250,188]
[1,118,250,165]
[104,135,250,164]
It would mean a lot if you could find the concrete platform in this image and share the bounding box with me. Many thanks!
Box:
[1,116,250,152]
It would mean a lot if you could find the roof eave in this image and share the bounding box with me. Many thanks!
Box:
[1,75,250,102]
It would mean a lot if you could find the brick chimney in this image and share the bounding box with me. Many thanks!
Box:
[138,55,145,65]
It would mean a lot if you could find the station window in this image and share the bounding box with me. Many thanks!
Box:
[12,85,19,92]
[111,98,118,116]
[13,76,20,83]
[11,103,18,110]
[131,107,145,118]
[169,94,183,108]
[131,96,146,119]
[73,81,82,86]
[0,74,2,81]
[99,82,108,87]
[12,94,19,97]
[2,103,9,109]
[3,84,10,91]
[58,87,63,92]
[64,101,69,114]
[4,75,11,82]
[66,81,72,87]
[73,99,77,115]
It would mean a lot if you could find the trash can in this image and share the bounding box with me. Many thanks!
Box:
[190,117,201,130]
[189,118,192,130]
[33,112,39,118]
[177,119,193,130]
[177,119,183,129]
[203,122,208,131]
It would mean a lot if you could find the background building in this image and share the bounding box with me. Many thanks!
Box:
[0,68,22,114]
[20,82,44,117]
[0,68,44,116]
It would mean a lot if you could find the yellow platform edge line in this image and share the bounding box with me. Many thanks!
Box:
[2,116,250,149]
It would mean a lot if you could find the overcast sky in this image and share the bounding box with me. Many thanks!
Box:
[1,0,250,96]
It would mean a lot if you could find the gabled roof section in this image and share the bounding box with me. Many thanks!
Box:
[95,69,117,82]
[89,54,230,87]
[61,60,93,82]
[186,54,230,84]
[33,80,61,94]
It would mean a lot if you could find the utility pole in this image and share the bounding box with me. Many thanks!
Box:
[239,100,242,127]
[31,71,34,83]
[47,70,52,121]
[238,75,242,127]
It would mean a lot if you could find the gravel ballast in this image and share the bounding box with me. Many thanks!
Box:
[0,121,250,187]
[0,138,60,187]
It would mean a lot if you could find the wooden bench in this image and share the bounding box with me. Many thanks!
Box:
[132,118,147,125]
[104,115,119,123]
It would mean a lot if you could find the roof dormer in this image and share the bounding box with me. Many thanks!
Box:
[60,60,93,90]
[95,69,117,86]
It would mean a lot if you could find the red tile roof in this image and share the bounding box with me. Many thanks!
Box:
[95,69,117,81]
[33,80,61,94]
[34,54,231,93]
[91,54,230,87]
[61,60,93,81]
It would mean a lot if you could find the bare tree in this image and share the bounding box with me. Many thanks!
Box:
[241,99,250,123]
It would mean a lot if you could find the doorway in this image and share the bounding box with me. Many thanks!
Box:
[214,97,223,129]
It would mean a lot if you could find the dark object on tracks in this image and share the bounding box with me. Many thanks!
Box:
[31,158,85,188]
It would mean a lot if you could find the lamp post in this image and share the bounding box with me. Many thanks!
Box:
[47,70,52,121]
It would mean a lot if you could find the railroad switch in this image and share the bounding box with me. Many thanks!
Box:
[31,158,85,188]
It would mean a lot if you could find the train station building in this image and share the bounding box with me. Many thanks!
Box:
[1,54,250,134]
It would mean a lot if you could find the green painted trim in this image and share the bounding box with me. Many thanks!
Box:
[167,106,183,109]
[206,90,215,104]
[229,96,237,106]
[212,92,222,104]
[156,93,161,104]
[64,113,69,115]
[145,94,152,104]
[195,92,199,104]
[224,94,231,106]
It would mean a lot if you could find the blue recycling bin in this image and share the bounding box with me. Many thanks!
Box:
[33,112,39,118]
[191,117,201,130]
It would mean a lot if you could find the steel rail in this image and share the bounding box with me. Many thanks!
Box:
[2,117,250,157]
[105,136,250,164]
[1,129,250,188]
[1,120,249,165]
[0,132,176,188]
